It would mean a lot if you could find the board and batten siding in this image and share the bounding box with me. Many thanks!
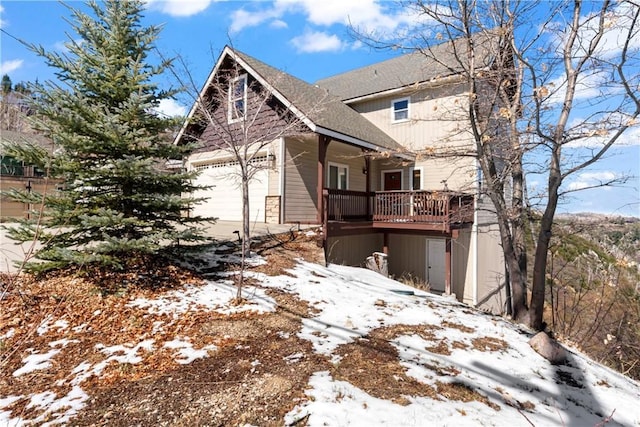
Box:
[476,224,507,314]
[326,233,383,266]
[387,234,427,281]
[452,229,474,304]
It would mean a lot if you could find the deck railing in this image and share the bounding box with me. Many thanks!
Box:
[324,188,474,227]
[325,188,371,221]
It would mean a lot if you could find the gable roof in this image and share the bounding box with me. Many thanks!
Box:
[316,32,500,102]
[176,46,405,154]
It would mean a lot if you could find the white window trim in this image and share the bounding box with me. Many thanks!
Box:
[228,73,248,124]
[380,169,404,191]
[391,96,410,123]
[409,166,424,190]
[327,162,349,190]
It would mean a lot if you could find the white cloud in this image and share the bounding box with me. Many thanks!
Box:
[229,0,427,44]
[155,99,187,117]
[564,118,640,148]
[230,8,283,33]
[145,0,213,17]
[270,19,288,29]
[566,171,618,191]
[290,30,345,53]
[0,59,24,75]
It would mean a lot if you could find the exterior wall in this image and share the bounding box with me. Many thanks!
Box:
[452,229,473,303]
[475,224,507,314]
[326,143,368,191]
[283,136,318,223]
[387,234,427,281]
[283,136,371,223]
[353,83,477,193]
[192,63,295,154]
[326,233,383,266]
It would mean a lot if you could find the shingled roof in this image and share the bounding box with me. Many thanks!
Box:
[231,49,404,153]
[176,46,405,154]
[316,32,500,102]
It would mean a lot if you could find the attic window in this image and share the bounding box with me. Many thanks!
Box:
[228,74,247,123]
[391,97,410,122]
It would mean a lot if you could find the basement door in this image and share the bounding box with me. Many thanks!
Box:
[426,239,446,292]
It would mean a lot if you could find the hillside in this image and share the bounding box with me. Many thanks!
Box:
[542,214,640,380]
[1,230,640,426]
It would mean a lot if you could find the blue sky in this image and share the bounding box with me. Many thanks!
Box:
[1,0,638,217]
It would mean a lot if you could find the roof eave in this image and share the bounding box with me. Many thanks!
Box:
[340,73,466,105]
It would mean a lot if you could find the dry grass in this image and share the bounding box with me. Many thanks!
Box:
[436,381,501,411]
[472,337,509,352]
[333,337,438,405]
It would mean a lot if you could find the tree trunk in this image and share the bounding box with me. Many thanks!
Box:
[237,174,250,300]
[530,178,561,331]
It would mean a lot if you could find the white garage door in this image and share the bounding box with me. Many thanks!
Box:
[191,164,269,222]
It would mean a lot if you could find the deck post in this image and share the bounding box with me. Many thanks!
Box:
[365,155,371,218]
[317,135,330,225]
[445,238,452,295]
[383,232,389,255]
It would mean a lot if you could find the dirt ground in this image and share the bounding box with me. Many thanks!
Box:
[1,230,501,426]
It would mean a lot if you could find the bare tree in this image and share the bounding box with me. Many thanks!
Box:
[173,48,316,300]
[355,0,640,328]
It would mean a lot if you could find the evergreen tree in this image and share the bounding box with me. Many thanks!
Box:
[3,0,210,272]
[1,75,12,95]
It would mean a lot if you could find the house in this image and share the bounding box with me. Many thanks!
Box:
[176,40,508,313]
[0,130,56,220]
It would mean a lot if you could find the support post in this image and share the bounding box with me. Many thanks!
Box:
[445,237,452,295]
[317,135,330,225]
[383,232,389,255]
[364,155,371,218]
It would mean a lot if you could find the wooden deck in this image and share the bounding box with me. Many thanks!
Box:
[324,189,474,234]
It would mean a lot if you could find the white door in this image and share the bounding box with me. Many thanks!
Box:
[426,239,446,292]
[192,165,268,222]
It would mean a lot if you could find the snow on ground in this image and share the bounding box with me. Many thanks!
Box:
[2,251,640,426]
[259,261,640,427]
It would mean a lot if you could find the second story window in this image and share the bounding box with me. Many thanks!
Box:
[391,97,410,122]
[228,74,247,123]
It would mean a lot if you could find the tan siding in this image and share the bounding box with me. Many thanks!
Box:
[452,229,474,304]
[476,224,507,314]
[326,143,368,191]
[327,234,383,266]
[268,139,281,196]
[353,83,477,193]
[387,234,427,281]
[476,189,500,226]
[418,157,477,192]
[283,136,318,223]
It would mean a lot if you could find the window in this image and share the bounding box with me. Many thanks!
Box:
[1,156,24,176]
[328,162,348,190]
[391,97,410,122]
[228,74,247,123]
[411,167,423,190]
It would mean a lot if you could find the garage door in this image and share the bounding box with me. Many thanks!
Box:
[191,164,269,222]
